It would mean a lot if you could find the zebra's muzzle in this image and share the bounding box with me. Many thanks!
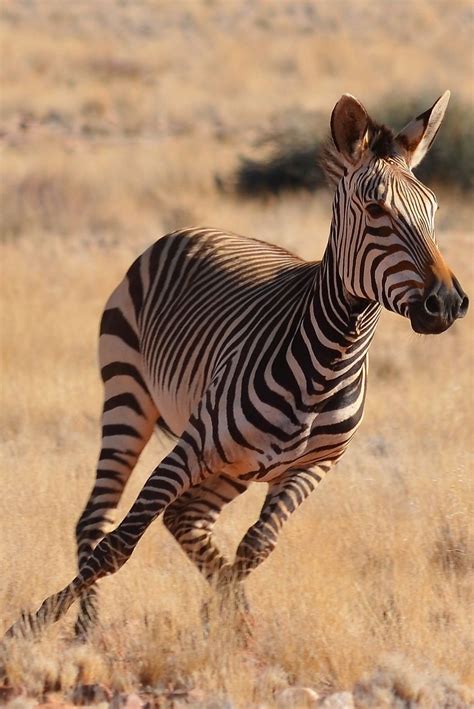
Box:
[409,278,469,335]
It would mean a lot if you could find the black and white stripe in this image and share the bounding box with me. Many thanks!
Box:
[6,92,467,639]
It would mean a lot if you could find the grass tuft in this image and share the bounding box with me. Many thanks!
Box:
[1,1,473,705]
[353,653,474,708]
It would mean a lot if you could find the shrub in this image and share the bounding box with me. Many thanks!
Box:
[229,97,473,196]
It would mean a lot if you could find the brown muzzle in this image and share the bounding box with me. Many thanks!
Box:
[409,275,469,334]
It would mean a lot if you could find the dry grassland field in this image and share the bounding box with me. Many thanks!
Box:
[1,1,473,707]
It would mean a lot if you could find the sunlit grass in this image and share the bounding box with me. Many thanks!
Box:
[1,215,473,705]
[1,1,473,705]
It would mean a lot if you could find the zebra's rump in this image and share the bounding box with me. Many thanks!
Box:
[126,228,320,435]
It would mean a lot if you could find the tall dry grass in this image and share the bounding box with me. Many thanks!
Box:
[1,225,473,705]
[1,1,473,706]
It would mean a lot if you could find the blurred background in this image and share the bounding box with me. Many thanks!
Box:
[1,0,473,247]
[1,1,473,704]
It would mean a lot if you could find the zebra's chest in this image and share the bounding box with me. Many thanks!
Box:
[203,367,367,481]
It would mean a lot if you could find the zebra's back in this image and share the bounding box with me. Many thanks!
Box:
[103,228,319,437]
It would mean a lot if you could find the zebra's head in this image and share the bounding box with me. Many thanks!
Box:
[325,92,468,334]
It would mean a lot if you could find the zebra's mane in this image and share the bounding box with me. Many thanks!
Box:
[320,122,396,189]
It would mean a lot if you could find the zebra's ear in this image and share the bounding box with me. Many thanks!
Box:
[330,94,370,166]
[395,91,450,169]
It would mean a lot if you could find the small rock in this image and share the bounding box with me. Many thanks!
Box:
[0,686,16,703]
[5,699,37,709]
[319,691,354,708]
[176,699,234,709]
[124,694,146,709]
[70,683,112,705]
[41,693,81,708]
[276,686,319,707]
[110,692,146,709]
[203,700,234,709]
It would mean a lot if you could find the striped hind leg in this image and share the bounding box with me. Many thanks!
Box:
[74,297,159,636]
[6,437,207,640]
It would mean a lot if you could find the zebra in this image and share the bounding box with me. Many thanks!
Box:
[5,91,468,640]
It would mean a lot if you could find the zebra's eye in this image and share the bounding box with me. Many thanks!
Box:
[366,203,386,219]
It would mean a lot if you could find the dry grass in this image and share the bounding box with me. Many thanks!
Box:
[1,1,474,706]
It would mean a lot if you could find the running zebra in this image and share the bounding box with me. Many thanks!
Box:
[6,92,468,639]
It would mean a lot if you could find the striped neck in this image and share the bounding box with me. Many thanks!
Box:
[290,237,381,398]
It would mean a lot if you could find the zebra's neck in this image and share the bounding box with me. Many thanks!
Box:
[290,238,381,399]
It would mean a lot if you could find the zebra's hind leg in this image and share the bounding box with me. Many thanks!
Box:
[74,302,160,638]
[6,441,206,641]
[75,388,158,638]
[74,395,158,638]
[162,476,250,628]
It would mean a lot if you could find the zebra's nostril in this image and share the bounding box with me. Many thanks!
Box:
[424,293,441,316]
[458,295,469,318]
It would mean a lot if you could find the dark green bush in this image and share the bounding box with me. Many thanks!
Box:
[235,142,327,195]
[230,97,473,196]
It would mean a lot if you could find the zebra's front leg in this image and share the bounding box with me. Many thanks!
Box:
[5,444,205,640]
[163,475,249,583]
[225,466,330,593]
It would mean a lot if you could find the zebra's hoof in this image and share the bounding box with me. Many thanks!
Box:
[199,595,256,645]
